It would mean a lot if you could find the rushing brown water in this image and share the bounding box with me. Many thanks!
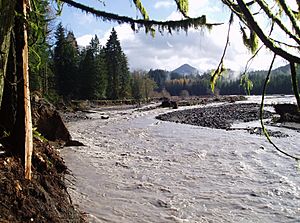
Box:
[61,96,300,223]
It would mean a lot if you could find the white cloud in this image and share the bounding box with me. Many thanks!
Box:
[73,12,94,25]
[77,34,94,46]
[154,0,175,9]
[75,1,289,73]
[76,22,286,72]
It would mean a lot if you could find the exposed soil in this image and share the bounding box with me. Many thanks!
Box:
[0,139,86,223]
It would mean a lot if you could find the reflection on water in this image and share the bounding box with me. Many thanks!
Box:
[61,96,300,223]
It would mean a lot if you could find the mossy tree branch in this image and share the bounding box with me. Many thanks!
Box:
[236,0,300,64]
[290,63,300,110]
[277,0,300,37]
[58,0,222,33]
[255,0,300,46]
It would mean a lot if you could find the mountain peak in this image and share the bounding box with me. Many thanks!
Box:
[172,64,199,75]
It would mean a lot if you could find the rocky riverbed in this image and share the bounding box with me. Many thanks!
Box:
[156,103,273,130]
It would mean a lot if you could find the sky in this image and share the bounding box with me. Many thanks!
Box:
[57,0,293,72]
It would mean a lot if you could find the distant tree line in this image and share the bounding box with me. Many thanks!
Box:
[148,66,300,97]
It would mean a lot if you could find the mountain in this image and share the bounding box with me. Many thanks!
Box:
[248,64,299,77]
[171,64,199,76]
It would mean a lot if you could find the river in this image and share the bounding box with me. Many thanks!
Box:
[61,96,300,223]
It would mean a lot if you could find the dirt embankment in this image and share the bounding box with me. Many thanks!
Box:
[0,138,86,222]
[0,97,86,222]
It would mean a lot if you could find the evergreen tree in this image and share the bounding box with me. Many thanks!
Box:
[78,35,107,99]
[105,28,129,99]
[53,25,79,99]
[94,48,107,99]
[53,23,66,96]
[119,53,130,99]
[148,69,168,91]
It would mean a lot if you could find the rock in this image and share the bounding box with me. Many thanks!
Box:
[31,98,71,142]
[64,140,85,147]
[171,101,178,109]
[160,98,178,109]
[274,104,300,123]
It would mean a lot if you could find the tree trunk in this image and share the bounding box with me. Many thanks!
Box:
[11,0,33,180]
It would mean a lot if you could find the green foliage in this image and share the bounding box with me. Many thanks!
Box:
[240,74,253,95]
[240,26,259,54]
[160,65,300,96]
[210,65,225,93]
[148,69,168,91]
[33,127,47,142]
[131,70,156,100]
[51,25,134,101]
[53,25,79,99]
[27,0,54,96]
[78,36,107,99]
[104,28,130,99]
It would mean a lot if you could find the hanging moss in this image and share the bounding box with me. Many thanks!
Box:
[59,0,221,35]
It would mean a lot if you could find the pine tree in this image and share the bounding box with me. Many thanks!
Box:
[53,23,66,96]
[78,35,107,99]
[104,28,129,100]
[119,53,130,99]
[53,25,79,99]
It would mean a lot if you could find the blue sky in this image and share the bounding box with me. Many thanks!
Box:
[57,0,291,72]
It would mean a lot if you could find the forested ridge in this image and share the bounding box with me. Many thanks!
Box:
[143,65,300,97]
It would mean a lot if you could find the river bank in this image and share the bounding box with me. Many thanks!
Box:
[0,97,87,222]
[0,139,86,222]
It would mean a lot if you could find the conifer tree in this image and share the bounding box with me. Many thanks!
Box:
[119,53,130,99]
[104,28,130,100]
[78,35,107,99]
[53,24,79,99]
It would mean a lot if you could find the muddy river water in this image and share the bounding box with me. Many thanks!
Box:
[61,96,300,223]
